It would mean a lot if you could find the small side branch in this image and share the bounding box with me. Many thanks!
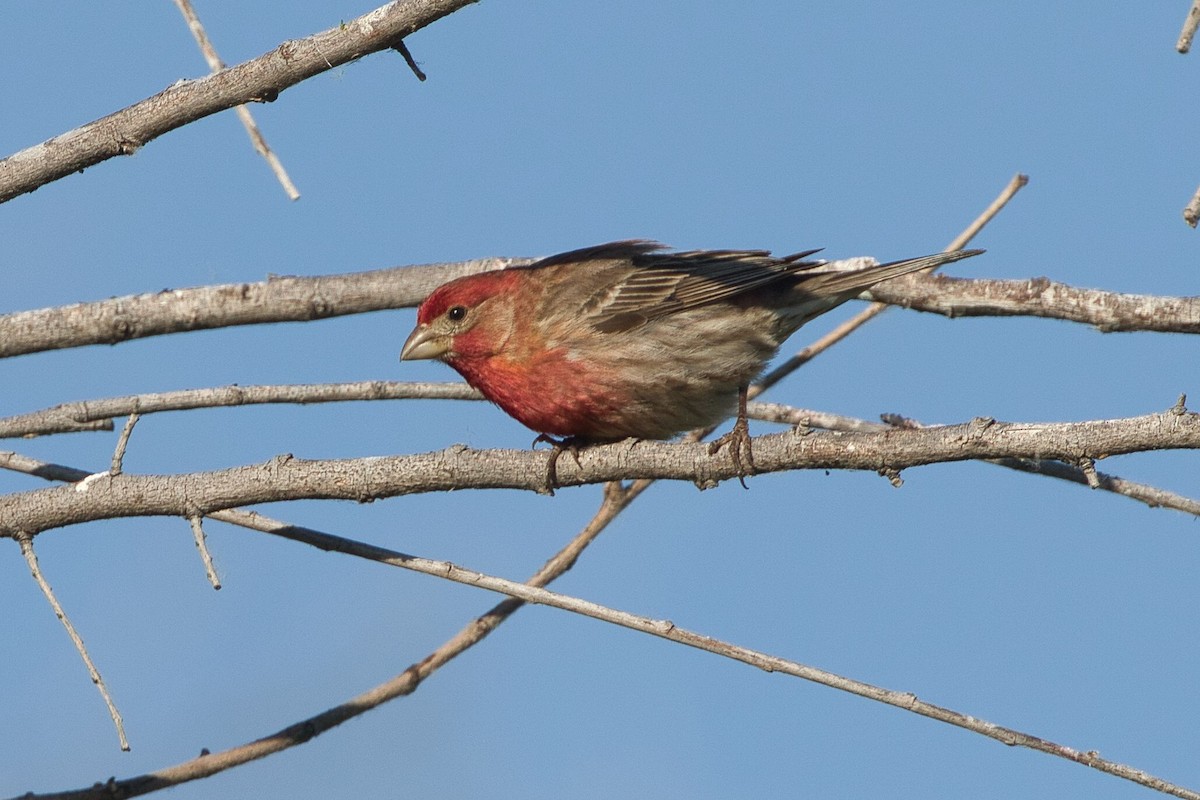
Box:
[110,412,140,474]
[14,531,129,751]
[391,39,428,81]
[187,515,222,589]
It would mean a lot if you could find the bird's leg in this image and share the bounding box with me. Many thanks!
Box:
[707,385,755,488]
[532,434,586,495]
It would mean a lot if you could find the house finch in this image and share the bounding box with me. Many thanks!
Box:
[401,240,981,487]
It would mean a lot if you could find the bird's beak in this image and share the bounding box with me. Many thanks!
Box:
[400,324,450,361]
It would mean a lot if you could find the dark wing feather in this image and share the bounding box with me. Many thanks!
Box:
[580,246,826,331]
[528,240,982,334]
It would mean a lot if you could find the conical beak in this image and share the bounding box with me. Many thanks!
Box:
[400,324,450,361]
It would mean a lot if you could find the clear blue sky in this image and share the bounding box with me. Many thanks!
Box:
[2,3,1198,798]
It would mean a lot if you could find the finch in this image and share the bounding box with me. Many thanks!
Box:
[401,240,981,486]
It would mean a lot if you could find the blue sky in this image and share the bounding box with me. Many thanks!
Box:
[2,3,1198,798]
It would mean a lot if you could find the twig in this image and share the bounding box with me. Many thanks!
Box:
[0,381,482,438]
[14,531,129,751]
[755,173,1028,396]
[1178,0,1200,53]
[109,412,140,474]
[171,0,300,200]
[391,38,427,81]
[187,515,222,589]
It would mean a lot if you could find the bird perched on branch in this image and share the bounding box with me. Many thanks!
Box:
[401,240,981,489]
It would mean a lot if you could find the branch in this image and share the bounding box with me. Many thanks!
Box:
[748,401,1200,517]
[1,408,1197,537]
[868,273,1200,332]
[0,381,481,438]
[0,0,478,204]
[4,256,1196,360]
[0,256,517,359]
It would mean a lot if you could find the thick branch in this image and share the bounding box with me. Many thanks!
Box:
[0,258,515,359]
[0,0,478,204]
[0,410,1195,537]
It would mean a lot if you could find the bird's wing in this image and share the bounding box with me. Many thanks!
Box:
[544,244,826,332]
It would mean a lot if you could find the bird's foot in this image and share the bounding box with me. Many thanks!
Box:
[532,434,587,495]
[708,415,756,489]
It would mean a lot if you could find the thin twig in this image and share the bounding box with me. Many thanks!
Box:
[391,38,427,80]
[187,515,222,589]
[755,173,1028,396]
[1178,0,1200,53]
[109,412,140,474]
[0,381,481,439]
[171,0,300,199]
[14,531,129,751]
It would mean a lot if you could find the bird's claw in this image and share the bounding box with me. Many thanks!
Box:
[532,434,585,495]
[708,416,756,489]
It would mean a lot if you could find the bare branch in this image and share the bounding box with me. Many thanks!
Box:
[171,0,300,200]
[3,255,1197,361]
[748,401,1200,517]
[869,273,1200,332]
[0,381,481,438]
[0,257,516,359]
[0,0,477,203]
[0,409,1197,537]
[14,532,129,751]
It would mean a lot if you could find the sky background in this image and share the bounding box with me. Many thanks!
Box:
[2,2,1198,798]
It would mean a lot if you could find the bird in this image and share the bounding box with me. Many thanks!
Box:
[401,240,982,488]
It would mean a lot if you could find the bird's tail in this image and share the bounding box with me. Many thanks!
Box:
[802,248,984,297]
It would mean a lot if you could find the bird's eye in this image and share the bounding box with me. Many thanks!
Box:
[446,305,468,322]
